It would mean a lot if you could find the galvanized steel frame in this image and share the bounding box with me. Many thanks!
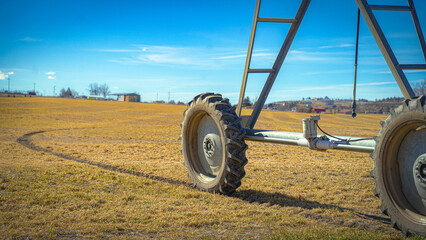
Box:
[237,0,311,129]
[237,0,426,130]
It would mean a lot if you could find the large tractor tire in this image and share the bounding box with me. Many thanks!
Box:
[181,93,247,195]
[371,95,426,236]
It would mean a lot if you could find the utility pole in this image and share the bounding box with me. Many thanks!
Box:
[53,86,56,96]
[7,77,10,92]
[33,83,36,92]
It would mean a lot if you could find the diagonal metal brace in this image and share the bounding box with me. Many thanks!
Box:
[246,0,311,129]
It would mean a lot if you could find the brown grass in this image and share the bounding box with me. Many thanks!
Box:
[0,97,416,239]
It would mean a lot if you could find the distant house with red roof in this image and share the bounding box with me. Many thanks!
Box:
[338,110,352,114]
[311,107,326,114]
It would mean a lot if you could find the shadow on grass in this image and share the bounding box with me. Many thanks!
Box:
[16,129,391,232]
[232,189,390,225]
[16,130,193,188]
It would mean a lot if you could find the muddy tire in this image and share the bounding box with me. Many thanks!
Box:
[181,93,247,195]
[371,96,426,236]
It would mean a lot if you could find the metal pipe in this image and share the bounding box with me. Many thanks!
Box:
[257,18,297,23]
[400,64,426,70]
[368,5,410,11]
[352,9,360,118]
[245,135,301,146]
[247,68,275,73]
[332,143,374,153]
[244,129,375,153]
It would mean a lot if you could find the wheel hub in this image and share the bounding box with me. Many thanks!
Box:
[414,154,426,186]
[203,135,215,157]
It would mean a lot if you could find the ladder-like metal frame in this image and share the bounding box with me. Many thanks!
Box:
[236,0,311,129]
[355,0,426,99]
[237,0,426,130]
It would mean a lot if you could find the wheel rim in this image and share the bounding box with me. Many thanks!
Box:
[187,112,224,183]
[398,126,426,215]
[197,114,223,178]
[384,121,426,221]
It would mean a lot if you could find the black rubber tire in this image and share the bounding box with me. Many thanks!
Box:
[181,93,248,195]
[371,95,426,237]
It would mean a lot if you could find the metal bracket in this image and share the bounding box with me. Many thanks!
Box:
[302,115,320,140]
[240,115,251,129]
[302,115,322,150]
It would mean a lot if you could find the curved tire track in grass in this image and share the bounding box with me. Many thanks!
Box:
[16,129,395,234]
[16,130,193,188]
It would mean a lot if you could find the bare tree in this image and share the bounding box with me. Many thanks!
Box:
[71,89,79,97]
[59,87,78,98]
[413,78,426,96]
[98,83,110,98]
[60,88,67,97]
[88,83,99,95]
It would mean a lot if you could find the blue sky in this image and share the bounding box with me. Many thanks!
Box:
[0,0,425,103]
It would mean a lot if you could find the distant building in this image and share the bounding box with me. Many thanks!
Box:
[325,99,334,105]
[338,110,352,114]
[112,93,140,102]
[311,107,326,114]
[87,95,105,100]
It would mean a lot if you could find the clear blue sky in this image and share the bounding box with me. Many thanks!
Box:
[1,0,425,103]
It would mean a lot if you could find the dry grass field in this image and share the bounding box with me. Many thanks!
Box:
[0,96,421,239]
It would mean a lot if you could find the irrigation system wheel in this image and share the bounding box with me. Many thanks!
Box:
[372,95,426,236]
[181,93,247,195]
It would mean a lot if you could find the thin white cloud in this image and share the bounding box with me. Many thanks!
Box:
[211,54,247,60]
[0,71,8,80]
[302,69,353,75]
[211,52,273,60]
[278,81,396,93]
[404,69,426,73]
[20,37,42,42]
[108,58,144,65]
[104,45,274,69]
[359,81,395,86]
[46,72,56,79]
[138,53,193,65]
[376,69,426,74]
[287,50,348,62]
[103,44,359,68]
[108,46,204,66]
[113,86,119,89]
[91,49,140,53]
[132,45,213,66]
[318,43,354,49]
